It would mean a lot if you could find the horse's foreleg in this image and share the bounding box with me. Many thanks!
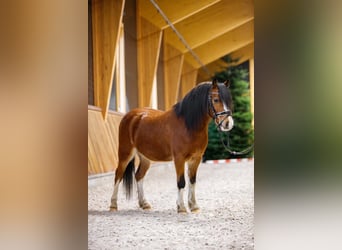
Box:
[174,157,187,213]
[135,154,151,210]
[187,156,201,212]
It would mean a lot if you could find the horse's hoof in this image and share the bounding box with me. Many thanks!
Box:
[177,206,188,213]
[189,202,200,213]
[139,201,152,210]
[142,203,152,210]
[191,207,200,213]
[109,207,117,212]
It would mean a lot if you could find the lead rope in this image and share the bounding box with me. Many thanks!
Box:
[215,125,254,156]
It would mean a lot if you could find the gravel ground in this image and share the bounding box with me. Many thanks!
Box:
[88,161,254,249]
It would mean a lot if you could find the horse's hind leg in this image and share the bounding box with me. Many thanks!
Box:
[135,153,151,210]
[187,156,201,212]
[109,146,135,211]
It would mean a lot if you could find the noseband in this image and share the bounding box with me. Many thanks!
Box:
[208,91,231,127]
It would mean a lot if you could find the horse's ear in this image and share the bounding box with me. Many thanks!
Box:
[224,80,231,88]
[212,78,218,87]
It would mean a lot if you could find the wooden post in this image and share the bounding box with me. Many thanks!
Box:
[92,0,125,120]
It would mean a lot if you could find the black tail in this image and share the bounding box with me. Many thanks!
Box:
[123,159,135,199]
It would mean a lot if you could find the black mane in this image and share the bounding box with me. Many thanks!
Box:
[173,82,232,131]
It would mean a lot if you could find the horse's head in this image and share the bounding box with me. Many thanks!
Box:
[209,79,234,132]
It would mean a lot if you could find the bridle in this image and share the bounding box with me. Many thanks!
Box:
[208,91,231,128]
[208,90,254,156]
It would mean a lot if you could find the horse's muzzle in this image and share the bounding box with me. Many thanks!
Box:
[218,115,234,132]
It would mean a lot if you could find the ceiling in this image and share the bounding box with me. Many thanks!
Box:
[139,0,254,79]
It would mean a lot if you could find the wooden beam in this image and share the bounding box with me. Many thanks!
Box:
[197,72,210,83]
[140,0,220,29]
[227,42,254,67]
[92,0,125,120]
[184,20,254,68]
[197,59,228,82]
[164,0,254,52]
[163,43,184,110]
[197,42,254,82]
[206,60,229,74]
[136,15,162,107]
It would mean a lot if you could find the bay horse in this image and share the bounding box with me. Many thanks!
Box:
[110,79,234,213]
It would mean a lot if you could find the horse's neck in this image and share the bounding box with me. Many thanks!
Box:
[191,115,212,135]
[200,115,212,130]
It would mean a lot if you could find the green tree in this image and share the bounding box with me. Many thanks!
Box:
[204,57,254,160]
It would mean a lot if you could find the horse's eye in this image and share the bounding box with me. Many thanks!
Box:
[213,98,219,103]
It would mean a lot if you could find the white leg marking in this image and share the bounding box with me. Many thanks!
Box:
[110,181,120,209]
[188,183,196,204]
[177,188,187,213]
[188,183,199,211]
[137,179,151,209]
[137,179,145,205]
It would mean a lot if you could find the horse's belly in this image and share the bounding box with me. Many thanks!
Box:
[134,129,173,161]
[136,144,173,161]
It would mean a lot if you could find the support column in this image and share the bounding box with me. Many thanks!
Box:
[92,0,125,120]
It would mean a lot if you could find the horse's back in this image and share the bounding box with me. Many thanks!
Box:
[120,108,165,128]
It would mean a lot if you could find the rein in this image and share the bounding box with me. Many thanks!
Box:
[208,91,254,156]
[216,127,254,156]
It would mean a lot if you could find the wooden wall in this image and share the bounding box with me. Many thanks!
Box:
[88,106,123,175]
